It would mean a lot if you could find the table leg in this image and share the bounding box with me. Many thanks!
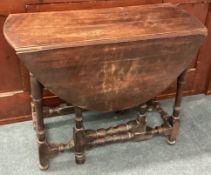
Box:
[30,73,49,170]
[74,107,86,164]
[31,101,36,130]
[167,70,187,145]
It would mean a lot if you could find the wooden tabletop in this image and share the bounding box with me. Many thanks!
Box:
[3,3,207,111]
[4,3,206,53]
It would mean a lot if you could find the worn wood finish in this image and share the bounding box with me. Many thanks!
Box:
[3,3,207,169]
[4,4,206,52]
[160,2,210,97]
[29,77,185,169]
[74,107,86,164]
[4,4,207,112]
[0,0,211,125]
[167,70,187,144]
[30,73,49,169]
[18,36,203,112]
[25,0,162,12]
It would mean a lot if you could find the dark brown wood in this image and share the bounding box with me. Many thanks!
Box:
[3,4,206,53]
[85,116,146,139]
[3,3,207,170]
[18,35,203,112]
[30,73,45,135]
[3,3,207,112]
[74,107,86,164]
[25,96,175,170]
[159,1,210,98]
[30,73,49,170]
[0,0,211,125]
[168,70,187,144]
[25,0,162,12]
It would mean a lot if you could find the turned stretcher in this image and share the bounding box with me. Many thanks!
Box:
[3,3,207,170]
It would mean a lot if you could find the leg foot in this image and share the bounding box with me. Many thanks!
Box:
[38,141,50,170]
[75,152,86,164]
[74,128,86,164]
[39,163,49,171]
[167,138,176,145]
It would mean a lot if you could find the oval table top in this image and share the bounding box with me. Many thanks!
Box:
[4,3,206,53]
[3,3,207,112]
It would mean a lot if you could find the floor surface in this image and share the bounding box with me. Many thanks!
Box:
[1,94,211,175]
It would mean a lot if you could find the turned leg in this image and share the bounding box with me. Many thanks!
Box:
[167,70,187,145]
[74,107,86,164]
[31,101,37,130]
[30,73,49,170]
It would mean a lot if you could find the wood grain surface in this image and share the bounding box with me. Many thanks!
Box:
[3,3,207,112]
[4,3,206,52]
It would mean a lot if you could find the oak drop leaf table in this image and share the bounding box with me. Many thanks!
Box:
[3,3,207,170]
